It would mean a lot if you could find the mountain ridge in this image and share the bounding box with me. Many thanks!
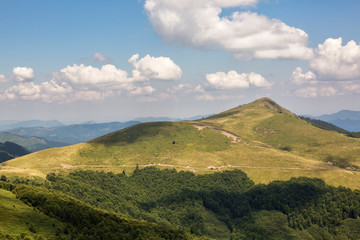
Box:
[6,121,141,144]
[0,141,31,163]
[0,120,63,131]
[0,132,68,152]
[311,110,360,131]
[2,97,360,189]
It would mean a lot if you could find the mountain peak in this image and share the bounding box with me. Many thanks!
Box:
[205,97,293,121]
[253,97,276,104]
[249,97,286,111]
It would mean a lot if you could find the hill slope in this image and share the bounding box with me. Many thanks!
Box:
[2,98,360,189]
[0,187,65,239]
[0,141,31,163]
[0,181,197,240]
[44,168,360,240]
[0,132,68,152]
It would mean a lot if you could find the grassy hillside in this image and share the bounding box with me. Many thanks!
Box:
[201,98,360,168]
[2,98,360,189]
[0,188,64,239]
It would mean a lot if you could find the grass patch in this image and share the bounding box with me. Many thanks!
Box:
[0,188,64,238]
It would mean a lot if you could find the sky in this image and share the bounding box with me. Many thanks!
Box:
[1,0,360,122]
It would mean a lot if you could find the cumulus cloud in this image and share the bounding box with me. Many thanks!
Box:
[166,84,194,94]
[194,85,206,93]
[12,67,34,82]
[93,52,113,62]
[2,82,41,100]
[128,86,156,96]
[310,38,360,80]
[144,0,313,59]
[295,86,338,98]
[0,80,74,102]
[206,70,271,89]
[290,67,317,85]
[0,74,6,82]
[0,54,183,103]
[60,64,131,86]
[135,84,205,102]
[129,54,182,81]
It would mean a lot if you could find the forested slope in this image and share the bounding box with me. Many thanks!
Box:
[0,179,201,240]
[28,167,360,240]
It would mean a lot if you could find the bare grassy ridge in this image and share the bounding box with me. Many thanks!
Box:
[2,97,360,189]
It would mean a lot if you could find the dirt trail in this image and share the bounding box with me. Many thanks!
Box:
[55,163,328,172]
[193,124,248,144]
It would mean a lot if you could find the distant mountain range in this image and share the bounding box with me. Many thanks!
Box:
[0,132,68,152]
[0,120,63,131]
[0,115,211,150]
[134,114,212,122]
[6,121,141,145]
[1,111,358,154]
[0,141,30,163]
[309,110,360,132]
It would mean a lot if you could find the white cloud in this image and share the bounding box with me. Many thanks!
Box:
[93,52,113,62]
[290,67,317,85]
[40,80,73,95]
[195,92,244,101]
[0,74,6,82]
[60,64,131,86]
[144,0,313,59]
[194,85,205,93]
[129,54,182,81]
[166,84,193,94]
[0,80,74,102]
[128,86,156,96]
[310,38,360,80]
[206,70,270,89]
[248,72,271,87]
[295,86,338,98]
[339,81,360,94]
[145,0,259,9]
[12,67,34,82]
[2,82,41,100]
[1,54,184,103]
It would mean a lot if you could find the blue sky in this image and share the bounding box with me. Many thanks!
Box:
[1,0,360,122]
